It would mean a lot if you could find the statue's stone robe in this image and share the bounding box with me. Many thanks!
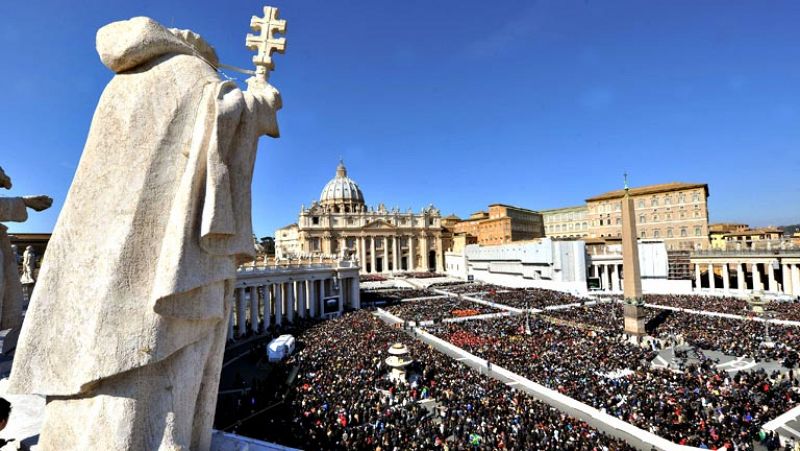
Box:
[0,199,26,334]
[9,17,279,450]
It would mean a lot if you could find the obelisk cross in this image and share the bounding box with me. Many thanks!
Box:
[245,6,287,81]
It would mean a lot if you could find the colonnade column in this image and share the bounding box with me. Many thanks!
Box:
[309,280,318,318]
[236,287,247,336]
[602,264,610,291]
[708,263,715,290]
[249,286,259,333]
[783,264,793,296]
[610,264,620,292]
[695,263,702,290]
[722,264,730,291]
[298,281,307,319]
[792,265,800,297]
[264,284,273,330]
[274,284,283,326]
[227,308,234,340]
[753,263,762,291]
[767,262,777,292]
[737,263,746,293]
[337,278,344,312]
[370,238,377,274]
[286,282,295,323]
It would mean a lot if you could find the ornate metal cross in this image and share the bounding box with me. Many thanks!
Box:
[245,6,287,80]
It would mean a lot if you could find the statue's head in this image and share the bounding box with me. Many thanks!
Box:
[25,245,34,253]
[0,166,10,190]
[168,28,219,68]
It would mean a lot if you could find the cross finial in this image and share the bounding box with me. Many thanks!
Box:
[245,6,287,81]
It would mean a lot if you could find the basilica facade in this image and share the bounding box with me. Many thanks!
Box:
[276,162,447,274]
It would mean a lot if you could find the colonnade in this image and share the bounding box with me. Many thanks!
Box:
[694,261,800,296]
[227,275,361,340]
[590,263,624,292]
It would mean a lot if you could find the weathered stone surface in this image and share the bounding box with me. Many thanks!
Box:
[9,16,281,450]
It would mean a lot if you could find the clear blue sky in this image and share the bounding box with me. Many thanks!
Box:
[2,0,799,236]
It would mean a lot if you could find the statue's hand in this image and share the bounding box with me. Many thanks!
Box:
[23,195,53,212]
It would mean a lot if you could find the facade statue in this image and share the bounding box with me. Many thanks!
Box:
[10,13,284,451]
[0,166,52,352]
[19,245,35,285]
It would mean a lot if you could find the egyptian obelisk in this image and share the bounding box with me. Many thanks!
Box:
[622,175,646,336]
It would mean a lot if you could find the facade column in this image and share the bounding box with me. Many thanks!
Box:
[249,286,259,333]
[274,283,283,326]
[737,263,746,292]
[791,264,800,297]
[359,236,366,270]
[392,236,399,272]
[602,264,610,291]
[610,264,619,292]
[370,237,377,274]
[707,263,715,290]
[409,235,416,271]
[266,284,273,323]
[695,263,702,290]
[753,263,762,291]
[782,264,793,295]
[309,280,318,318]
[382,237,390,273]
[351,276,360,309]
[286,282,295,323]
[420,234,429,271]
[236,287,247,336]
[339,237,346,258]
[722,264,730,292]
[768,262,777,292]
[435,237,444,273]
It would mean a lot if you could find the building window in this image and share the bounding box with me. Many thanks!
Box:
[679,193,686,203]
[639,215,645,223]
[640,231,646,238]
[312,216,320,225]
[667,228,674,238]
[638,199,645,208]
[692,191,701,202]
[615,218,621,225]
[653,229,661,238]
[651,196,658,207]
[680,228,687,237]
[665,196,671,205]
[652,214,658,222]
[695,226,702,236]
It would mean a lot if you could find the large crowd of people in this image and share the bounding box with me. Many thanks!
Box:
[230,311,636,450]
[426,316,800,449]
[468,287,587,310]
[642,294,800,321]
[542,303,800,365]
[361,288,435,306]
[384,296,504,322]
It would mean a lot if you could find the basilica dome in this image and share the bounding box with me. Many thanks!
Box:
[319,161,365,212]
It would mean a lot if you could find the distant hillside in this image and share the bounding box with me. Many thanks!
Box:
[782,224,800,235]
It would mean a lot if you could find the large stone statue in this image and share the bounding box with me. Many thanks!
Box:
[0,167,52,353]
[9,11,284,450]
[19,245,35,285]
